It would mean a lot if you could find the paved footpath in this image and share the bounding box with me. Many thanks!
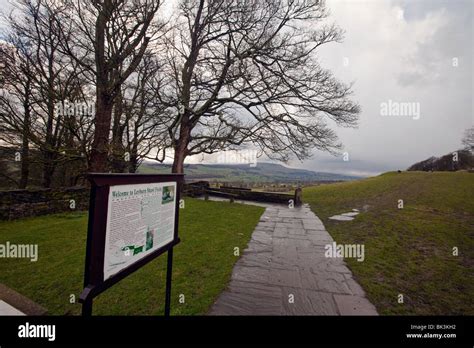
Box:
[209,203,378,315]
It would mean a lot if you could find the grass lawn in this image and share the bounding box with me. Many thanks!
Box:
[304,171,474,315]
[0,198,264,315]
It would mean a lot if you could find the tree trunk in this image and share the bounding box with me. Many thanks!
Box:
[110,89,127,172]
[172,150,185,174]
[42,118,55,188]
[42,156,55,188]
[129,140,139,173]
[42,49,58,188]
[90,7,112,174]
[89,91,114,172]
[19,89,31,189]
[19,138,29,189]
[171,124,190,174]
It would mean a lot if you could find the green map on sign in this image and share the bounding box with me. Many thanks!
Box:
[162,186,174,204]
[121,245,144,256]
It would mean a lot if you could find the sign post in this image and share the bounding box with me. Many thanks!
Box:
[79,173,184,316]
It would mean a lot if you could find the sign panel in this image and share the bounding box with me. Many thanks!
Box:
[104,182,176,280]
[80,173,183,315]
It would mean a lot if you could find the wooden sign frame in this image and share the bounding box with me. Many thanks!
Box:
[79,173,184,316]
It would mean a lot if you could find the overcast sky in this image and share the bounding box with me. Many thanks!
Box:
[0,0,472,176]
[293,0,473,176]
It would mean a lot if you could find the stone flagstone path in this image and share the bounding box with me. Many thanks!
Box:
[209,203,378,315]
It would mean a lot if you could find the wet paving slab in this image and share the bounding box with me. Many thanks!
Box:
[209,203,378,316]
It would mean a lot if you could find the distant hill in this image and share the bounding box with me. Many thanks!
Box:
[139,162,362,183]
[408,149,474,172]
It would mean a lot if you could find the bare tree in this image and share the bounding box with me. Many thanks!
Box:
[57,0,164,172]
[1,0,94,188]
[121,51,170,173]
[0,40,34,188]
[156,0,360,173]
[107,51,168,173]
